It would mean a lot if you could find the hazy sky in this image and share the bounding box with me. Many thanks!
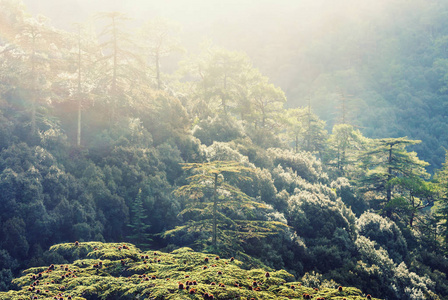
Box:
[22,0,302,29]
[21,1,320,59]
[22,0,368,55]
[22,2,291,35]
[21,0,388,46]
[21,0,392,98]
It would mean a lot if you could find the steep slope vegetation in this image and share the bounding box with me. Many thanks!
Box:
[0,242,374,300]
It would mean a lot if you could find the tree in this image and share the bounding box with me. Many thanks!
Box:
[53,23,99,146]
[182,46,253,118]
[249,75,286,130]
[72,24,99,146]
[297,101,328,155]
[139,18,183,90]
[14,14,62,134]
[0,0,27,95]
[127,189,152,249]
[166,161,286,254]
[326,124,368,177]
[359,137,429,215]
[434,151,448,249]
[282,108,304,153]
[95,12,142,125]
[388,176,435,228]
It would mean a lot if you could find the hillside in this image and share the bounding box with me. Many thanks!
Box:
[19,0,448,172]
[0,241,374,300]
[1,1,448,300]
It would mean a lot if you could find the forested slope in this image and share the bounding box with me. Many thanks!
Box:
[0,1,448,299]
[242,0,448,172]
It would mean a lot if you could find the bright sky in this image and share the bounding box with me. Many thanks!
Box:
[22,0,364,34]
[22,0,388,39]
[21,0,391,84]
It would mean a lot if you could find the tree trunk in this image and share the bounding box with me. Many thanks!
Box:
[212,173,218,249]
[385,144,393,218]
[77,29,82,146]
[341,148,346,176]
[410,195,415,228]
[295,134,298,153]
[31,35,37,135]
[111,16,118,126]
[387,144,392,203]
[156,52,161,90]
[77,99,82,146]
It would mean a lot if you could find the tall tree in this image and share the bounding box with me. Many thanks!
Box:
[297,101,328,155]
[249,74,286,130]
[283,107,305,153]
[139,18,183,90]
[183,46,252,118]
[388,176,435,227]
[0,0,27,95]
[15,14,62,134]
[434,152,448,249]
[166,161,286,253]
[127,189,152,249]
[360,137,429,215]
[72,23,93,147]
[326,123,368,177]
[95,12,141,125]
[54,23,99,146]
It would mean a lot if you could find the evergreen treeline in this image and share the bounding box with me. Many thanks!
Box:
[0,1,448,299]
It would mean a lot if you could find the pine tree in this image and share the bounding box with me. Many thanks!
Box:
[326,124,368,177]
[296,101,327,156]
[127,189,152,249]
[359,137,429,217]
[165,161,287,254]
[95,12,142,125]
[434,152,448,250]
[138,18,183,90]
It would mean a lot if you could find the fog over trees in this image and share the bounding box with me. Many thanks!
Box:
[1,0,448,299]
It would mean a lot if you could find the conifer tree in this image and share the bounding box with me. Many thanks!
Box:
[166,161,286,254]
[139,18,183,90]
[434,152,448,249]
[295,101,327,156]
[127,189,152,249]
[15,14,62,134]
[249,75,286,130]
[283,107,304,153]
[95,12,142,125]
[326,124,368,177]
[359,137,429,217]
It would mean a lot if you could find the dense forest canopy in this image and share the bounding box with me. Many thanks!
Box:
[1,0,448,299]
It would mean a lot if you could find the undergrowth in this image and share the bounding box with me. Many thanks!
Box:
[0,242,380,299]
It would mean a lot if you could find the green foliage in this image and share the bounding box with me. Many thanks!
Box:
[357,212,407,263]
[168,160,288,255]
[287,192,355,240]
[325,124,369,177]
[267,148,328,184]
[127,189,152,249]
[331,177,368,216]
[0,242,375,300]
[193,115,244,146]
[433,151,448,250]
[359,137,429,215]
[353,236,438,299]
[0,2,447,299]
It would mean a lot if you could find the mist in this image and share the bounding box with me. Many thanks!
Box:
[22,0,392,68]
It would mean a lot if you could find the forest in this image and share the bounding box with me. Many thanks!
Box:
[0,0,448,299]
